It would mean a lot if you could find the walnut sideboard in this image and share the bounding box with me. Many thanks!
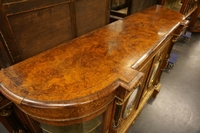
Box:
[0,5,185,133]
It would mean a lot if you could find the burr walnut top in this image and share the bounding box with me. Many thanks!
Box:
[0,5,184,107]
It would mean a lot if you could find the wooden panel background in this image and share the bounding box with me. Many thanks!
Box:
[8,3,73,59]
[0,32,13,68]
[2,0,70,15]
[129,0,158,14]
[0,0,110,62]
[75,0,110,36]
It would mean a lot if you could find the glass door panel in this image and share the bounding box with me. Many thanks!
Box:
[40,115,102,133]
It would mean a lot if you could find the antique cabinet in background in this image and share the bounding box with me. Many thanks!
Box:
[111,0,128,10]
[128,0,158,14]
[188,4,200,32]
[161,0,200,32]
[110,0,160,21]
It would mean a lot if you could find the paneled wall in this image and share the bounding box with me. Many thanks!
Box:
[0,0,110,66]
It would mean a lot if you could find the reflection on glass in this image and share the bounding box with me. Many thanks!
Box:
[40,115,102,133]
[123,86,140,118]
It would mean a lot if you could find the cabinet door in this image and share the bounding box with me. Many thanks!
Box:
[122,85,141,118]
[111,80,143,133]
[39,101,114,133]
[139,59,154,98]
[40,115,103,133]
[147,53,163,89]
[145,40,172,98]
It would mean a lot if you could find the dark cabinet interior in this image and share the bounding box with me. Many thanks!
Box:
[110,0,160,22]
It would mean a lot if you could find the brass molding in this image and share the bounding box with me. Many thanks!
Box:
[148,54,162,88]
[154,83,161,91]
[172,23,188,43]
[112,118,121,128]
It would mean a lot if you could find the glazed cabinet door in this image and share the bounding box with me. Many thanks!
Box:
[40,115,103,133]
[39,101,114,133]
[138,59,155,99]
[145,37,172,98]
[133,35,173,101]
[110,77,144,133]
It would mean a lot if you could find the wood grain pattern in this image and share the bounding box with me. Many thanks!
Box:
[0,5,184,126]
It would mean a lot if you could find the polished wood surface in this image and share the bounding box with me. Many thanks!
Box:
[0,5,183,103]
[0,5,184,131]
